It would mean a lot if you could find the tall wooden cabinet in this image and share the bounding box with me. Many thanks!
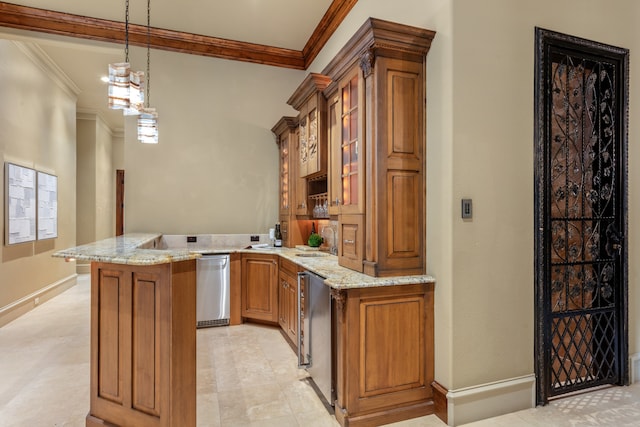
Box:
[323,18,435,276]
[272,117,304,247]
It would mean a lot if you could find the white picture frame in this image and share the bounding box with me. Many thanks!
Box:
[37,171,58,240]
[5,162,37,245]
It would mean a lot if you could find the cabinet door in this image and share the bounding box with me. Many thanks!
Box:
[286,274,298,343]
[337,69,365,215]
[241,254,278,323]
[279,134,291,217]
[327,91,341,216]
[298,103,309,178]
[278,275,288,330]
[295,127,310,216]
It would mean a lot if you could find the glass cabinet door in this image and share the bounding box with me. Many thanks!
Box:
[338,71,364,214]
[279,136,290,216]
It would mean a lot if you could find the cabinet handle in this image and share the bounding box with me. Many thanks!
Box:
[334,198,340,206]
[344,239,355,244]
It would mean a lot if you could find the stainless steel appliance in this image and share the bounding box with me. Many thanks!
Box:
[297,270,333,406]
[196,254,230,327]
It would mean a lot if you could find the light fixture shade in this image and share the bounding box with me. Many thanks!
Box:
[123,70,145,115]
[138,108,159,144]
[108,62,131,110]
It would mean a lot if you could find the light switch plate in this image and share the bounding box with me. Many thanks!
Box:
[462,199,472,219]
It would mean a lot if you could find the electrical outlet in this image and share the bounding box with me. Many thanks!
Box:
[187,236,197,243]
[250,235,260,242]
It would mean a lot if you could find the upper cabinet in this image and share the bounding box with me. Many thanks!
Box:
[287,73,331,179]
[322,18,435,277]
[271,117,305,247]
[272,117,298,219]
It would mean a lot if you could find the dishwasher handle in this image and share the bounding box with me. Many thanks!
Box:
[297,271,310,368]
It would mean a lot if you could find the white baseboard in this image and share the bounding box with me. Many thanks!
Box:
[0,274,78,328]
[447,374,536,426]
[76,263,91,274]
[630,353,640,384]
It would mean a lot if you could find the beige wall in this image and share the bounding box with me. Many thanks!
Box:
[76,113,116,247]
[122,48,302,235]
[448,0,640,391]
[0,40,77,310]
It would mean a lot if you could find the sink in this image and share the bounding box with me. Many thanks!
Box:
[295,252,328,257]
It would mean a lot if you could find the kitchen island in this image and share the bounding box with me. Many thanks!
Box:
[54,234,201,427]
[55,233,437,427]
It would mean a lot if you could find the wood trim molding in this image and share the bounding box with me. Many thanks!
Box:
[431,381,448,425]
[0,0,357,70]
[302,0,359,68]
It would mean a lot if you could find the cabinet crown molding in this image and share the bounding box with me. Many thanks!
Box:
[322,17,436,81]
[286,73,332,110]
[271,116,299,137]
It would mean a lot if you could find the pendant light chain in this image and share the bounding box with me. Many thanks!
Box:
[146,0,151,107]
[124,0,130,62]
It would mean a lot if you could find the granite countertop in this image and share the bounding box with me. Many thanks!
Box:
[52,233,201,265]
[53,233,435,289]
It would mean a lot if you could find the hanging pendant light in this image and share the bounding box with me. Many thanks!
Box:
[123,70,145,115]
[138,108,159,144]
[108,0,134,110]
[137,0,158,143]
[108,62,131,109]
[108,0,147,116]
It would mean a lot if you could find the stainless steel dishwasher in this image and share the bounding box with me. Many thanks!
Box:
[196,254,230,327]
[297,270,333,406]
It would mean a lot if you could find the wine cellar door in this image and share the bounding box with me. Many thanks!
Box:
[534,28,629,404]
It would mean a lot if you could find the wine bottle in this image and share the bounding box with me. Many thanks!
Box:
[274,224,282,247]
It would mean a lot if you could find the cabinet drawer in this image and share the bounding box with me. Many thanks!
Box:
[280,257,300,277]
[338,214,364,272]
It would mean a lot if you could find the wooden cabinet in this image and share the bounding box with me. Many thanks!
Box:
[322,18,435,276]
[278,257,300,346]
[272,118,305,246]
[332,282,435,426]
[88,260,196,427]
[288,73,331,178]
[241,253,278,323]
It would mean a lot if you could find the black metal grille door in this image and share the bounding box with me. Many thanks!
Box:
[535,29,629,404]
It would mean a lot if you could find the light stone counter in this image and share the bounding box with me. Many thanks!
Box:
[52,233,200,265]
[53,233,435,289]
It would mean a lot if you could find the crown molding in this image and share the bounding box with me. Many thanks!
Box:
[0,0,357,70]
[13,40,80,98]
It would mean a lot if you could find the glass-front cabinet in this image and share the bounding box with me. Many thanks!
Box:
[288,73,331,219]
[322,18,434,276]
[271,116,304,247]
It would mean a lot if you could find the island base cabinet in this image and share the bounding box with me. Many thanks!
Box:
[332,283,435,427]
[87,260,196,427]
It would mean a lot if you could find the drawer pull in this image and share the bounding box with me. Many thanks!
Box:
[344,239,355,244]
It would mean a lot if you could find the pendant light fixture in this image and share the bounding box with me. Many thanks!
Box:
[137,0,159,144]
[108,0,140,111]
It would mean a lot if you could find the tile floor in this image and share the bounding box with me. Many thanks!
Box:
[0,275,638,426]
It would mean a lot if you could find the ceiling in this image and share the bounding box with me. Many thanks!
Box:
[0,0,345,130]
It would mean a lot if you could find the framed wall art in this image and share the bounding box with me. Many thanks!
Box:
[37,171,58,240]
[5,162,37,245]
